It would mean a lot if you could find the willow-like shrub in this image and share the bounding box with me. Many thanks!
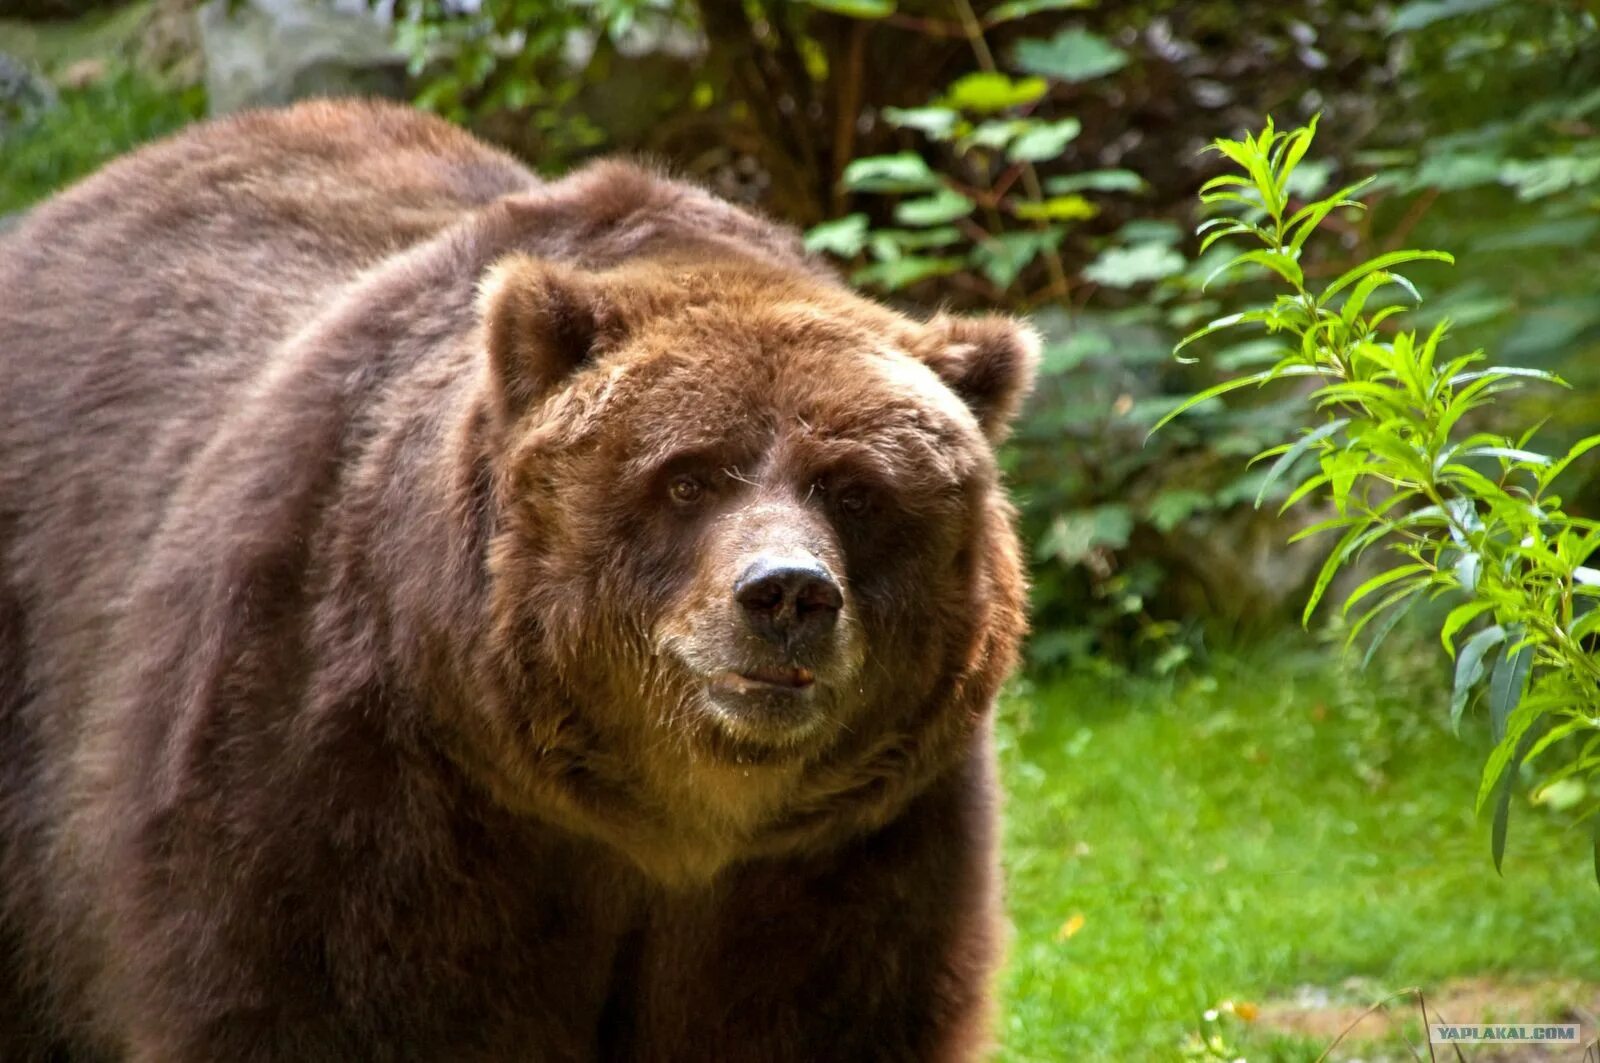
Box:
[1162,117,1600,880]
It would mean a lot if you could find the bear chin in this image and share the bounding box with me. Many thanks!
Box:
[697,690,837,764]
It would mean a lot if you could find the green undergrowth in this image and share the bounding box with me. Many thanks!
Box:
[0,66,202,216]
[998,637,1600,1061]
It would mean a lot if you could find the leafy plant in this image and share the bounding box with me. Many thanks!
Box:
[390,0,693,168]
[1371,0,1600,422]
[800,5,1252,674]
[1161,116,1600,880]
[803,0,1145,303]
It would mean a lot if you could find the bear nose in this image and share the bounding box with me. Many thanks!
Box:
[734,557,843,651]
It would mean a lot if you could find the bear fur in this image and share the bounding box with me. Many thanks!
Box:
[0,99,1034,1061]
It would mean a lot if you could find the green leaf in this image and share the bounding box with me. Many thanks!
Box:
[850,255,963,290]
[1012,29,1129,83]
[1390,0,1503,32]
[1451,624,1506,732]
[971,230,1063,289]
[1339,270,1415,324]
[1441,600,1496,655]
[1299,527,1358,625]
[1502,154,1600,200]
[1477,698,1548,814]
[1008,118,1083,163]
[1488,634,1533,743]
[1593,815,1600,889]
[1347,580,1422,649]
[1145,490,1213,533]
[1046,169,1147,195]
[1491,725,1541,875]
[1255,418,1348,507]
[1542,433,1600,488]
[986,0,1093,23]
[879,106,959,138]
[1199,174,1253,194]
[893,188,975,226]
[1012,195,1099,222]
[1118,220,1183,246]
[864,226,964,252]
[1288,514,1363,545]
[1533,777,1587,813]
[1084,243,1185,288]
[1408,152,1504,192]
[1037,327,1112,375]
[1203,249,1304,292]
[1471,217,1600,252]
[1215,339,1291,372]
[1036,505,1134,564]
[1285,177,1375,251]
[1278,473,1331,515]
[939,72,1049,113]
[1523,718,1597,767]
[798,0,896,17]
[1173,310,1277,355]
[841,153,942,193]
[1343,562,1431,617]
[1277,116,1319,192]
[1361,594,1419,670]
[1211,136,1283,218]
[964,119,1030,151]
[1319,448,1365,509]
[1320,250,1454,303]
[803,213,869,257]
[1198,221,1269,254]
[1450,366,1566,387]
[1492,763,1512,875]
[1461,446,1551,466]
[1147,369,1279,435]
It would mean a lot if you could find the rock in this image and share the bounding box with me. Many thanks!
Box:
[0,51,57,136]
[197,0,405,115]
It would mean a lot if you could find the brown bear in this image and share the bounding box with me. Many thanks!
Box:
[0,99,1034,1062]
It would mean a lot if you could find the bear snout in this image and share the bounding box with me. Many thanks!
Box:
[732,554,842,655]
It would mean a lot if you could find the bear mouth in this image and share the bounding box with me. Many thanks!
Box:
[699,666,833,757]
[710,666,816,693]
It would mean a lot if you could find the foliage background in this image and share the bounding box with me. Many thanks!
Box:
[4,0,1600,1057]
[8,0,1600,674]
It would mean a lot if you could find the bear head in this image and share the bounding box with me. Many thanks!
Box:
[460,250,1035,882]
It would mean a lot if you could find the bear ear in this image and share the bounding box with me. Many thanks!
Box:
[479,255,619,423]
[921,314,1041,443]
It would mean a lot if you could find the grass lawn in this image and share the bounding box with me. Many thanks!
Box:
[997,637,1600,1061]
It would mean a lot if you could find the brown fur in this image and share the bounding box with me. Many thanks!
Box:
[0,99,1034,1061]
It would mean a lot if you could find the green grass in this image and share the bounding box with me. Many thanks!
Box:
[0,67,203,216]
[997,637,1600,1061]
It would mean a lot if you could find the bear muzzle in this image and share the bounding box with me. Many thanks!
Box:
[732,554,843,655]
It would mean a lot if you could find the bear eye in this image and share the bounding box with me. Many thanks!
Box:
[837,486,870,516]
[668,474,705,505]
[810,474,879,519]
